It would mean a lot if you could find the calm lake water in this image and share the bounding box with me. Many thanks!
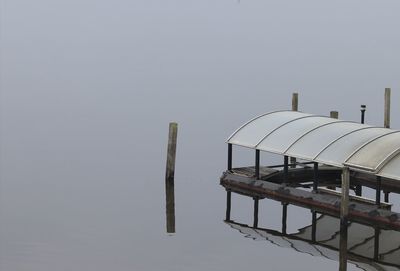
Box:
[1,1,400,270]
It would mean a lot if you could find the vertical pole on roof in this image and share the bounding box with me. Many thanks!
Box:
[166,122,178,234]
[311,210,317,242]
[355,105,366,197]
[384,191,390,203]
[253,197,259,228]
[255,150,260,179]
[376,176,382,207]
[282,203,288,234]
[290,93,298,168]
[384,88,391,128]
[313,162,319,192]
[225,190,231,221]
[327,111,339,191]
[374,228,380,261]
[228,143,233,171]
[283,155,289,183]
[360,105,366,124]
[339,167,350,271]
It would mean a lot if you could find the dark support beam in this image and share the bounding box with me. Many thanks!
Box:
[255,150,260,179]
[313,162,319,192]
[339,167,350,271]
[283,156,289,183]
[311,211,317,242]
[384,191,390,203]
[355,184,362,197]
[228,144,232,171]
[226,190,231,221]
[374,228,380,261]
[253,197,259,228]
[376,176,382,207]
[282,203,288,234]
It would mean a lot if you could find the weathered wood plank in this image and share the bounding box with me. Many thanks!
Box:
[220,173,400,230]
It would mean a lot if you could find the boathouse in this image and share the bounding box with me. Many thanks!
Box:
[220,110,400,230]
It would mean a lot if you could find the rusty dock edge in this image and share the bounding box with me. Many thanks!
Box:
[220,172,400,230]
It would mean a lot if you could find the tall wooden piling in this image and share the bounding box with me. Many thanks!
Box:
[290,93,298,168]
[166,122,178,233]
[327,110,338,191]
[339,167,350,271]
[384,88,391,128]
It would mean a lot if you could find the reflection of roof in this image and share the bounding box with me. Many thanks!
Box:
[227,111,400,180]
[227,215,400,271]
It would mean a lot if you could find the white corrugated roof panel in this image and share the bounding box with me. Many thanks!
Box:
[286,122,367,161]
[228,110,400,180]
[227,111,311,148]
[256,116,338,154]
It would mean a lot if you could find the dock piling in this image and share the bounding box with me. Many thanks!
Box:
[290,93,298,168]
[355,105,366,196]
[165,122,178,233]
[384,88,391,128]
[339,167,350,271]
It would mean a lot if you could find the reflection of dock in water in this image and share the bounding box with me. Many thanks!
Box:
[226,212,400,271]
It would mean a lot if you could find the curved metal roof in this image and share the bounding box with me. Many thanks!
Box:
[227,110,400,180]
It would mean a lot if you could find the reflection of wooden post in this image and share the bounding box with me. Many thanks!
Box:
[311,211,317,242]
[339,167,350,271]
[290,93,298,168]
[253,197,259,228]
[384,88,391,128]
[226,190,232,221]
[374,228,380,260]
[282,203,288,234]
[166,123,178,233]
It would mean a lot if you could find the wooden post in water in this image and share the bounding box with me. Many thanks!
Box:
[165,122,178,233]
[290,93,298,168]
[339,167,350,271]
[384,88,391,128]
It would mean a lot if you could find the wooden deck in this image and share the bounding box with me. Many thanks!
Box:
[220,168,400,230]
